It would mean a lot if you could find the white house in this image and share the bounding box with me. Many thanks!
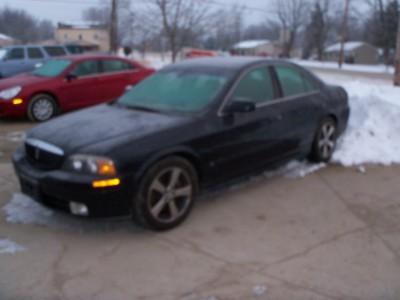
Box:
[323,41,379,65]
[231,40,275,57]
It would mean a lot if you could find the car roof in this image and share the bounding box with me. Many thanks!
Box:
[55,54,128,62]
[165,57,290,72]
[3,44,67,49]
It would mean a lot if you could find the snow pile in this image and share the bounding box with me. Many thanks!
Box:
[6,131,26,143]
[0,238,25,254]
[252,285,267,297]
[294,59,394,74]
[319,76,400,166]
[3,193,128,232]
[3,193,60,227]
[264,161,326,179]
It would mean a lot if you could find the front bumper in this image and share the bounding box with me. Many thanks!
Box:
[0,99,26,118]
[12,149,134,218]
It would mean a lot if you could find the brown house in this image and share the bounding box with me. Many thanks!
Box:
[55,22,110,52]
[0,33,17,47]
[323,41,379,65]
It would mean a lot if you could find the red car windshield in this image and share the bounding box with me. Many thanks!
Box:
[32,59,72,77]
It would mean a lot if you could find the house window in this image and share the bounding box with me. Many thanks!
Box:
[64,33,68,39]
[79,34,82,40]
[94,34,98,40]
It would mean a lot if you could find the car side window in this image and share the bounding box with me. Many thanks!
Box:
[6,48,25,60]
[231,67,274,103]
[102,60,133,73]
[44,46,67,57]
[28,47,44,59]
[275,65,315,97]
[71,60,99,77]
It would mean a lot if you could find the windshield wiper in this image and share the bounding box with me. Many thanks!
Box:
[116,102,161,113]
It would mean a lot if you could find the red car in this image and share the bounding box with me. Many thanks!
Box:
[0,55,154,121]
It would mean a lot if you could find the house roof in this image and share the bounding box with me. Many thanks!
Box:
[0,33,13,41]
[233,40,271,49]
[57,21,106,30]
[325,41,365,53]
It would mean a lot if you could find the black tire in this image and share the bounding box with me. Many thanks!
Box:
[133,156,199,231]
[27,94,57,122]
[310,117,337,163]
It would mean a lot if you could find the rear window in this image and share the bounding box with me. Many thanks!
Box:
[275,65,316,97]
[65,45,84,54]
[44,46,67,57]
[28,47,44,59]
[102,59,133,73]
[71,60,100,77]
[6,48,25,60]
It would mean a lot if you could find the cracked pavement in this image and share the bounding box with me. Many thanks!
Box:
[0,121,400,300]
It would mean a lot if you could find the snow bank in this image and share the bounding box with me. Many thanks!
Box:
[293,59,394,74]
[0,238,25,254]
[319,74,400,166]
[3,193,128,232]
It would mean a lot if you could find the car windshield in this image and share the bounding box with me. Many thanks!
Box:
[0,49,7,60]
[32,59,71,77]
[118,69,229,113]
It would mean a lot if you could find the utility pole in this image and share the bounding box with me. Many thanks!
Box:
[109,0,118,54]
[338,0,350,69]
[394,15,400,86]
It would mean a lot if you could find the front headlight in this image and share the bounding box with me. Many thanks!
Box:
[65,155,117,176]
[0,86,22,100]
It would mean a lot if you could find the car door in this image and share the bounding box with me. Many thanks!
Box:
[59,59,102,110]
[95,59,136,103]
[202,66,293,181]
[1,47,27,77]
[273,64,323,152]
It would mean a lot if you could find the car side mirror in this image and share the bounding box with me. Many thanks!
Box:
[224,99,256,114]
[65,73,77,82]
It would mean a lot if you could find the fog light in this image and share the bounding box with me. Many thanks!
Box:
[12,98,23,105]
[69,202,89,216]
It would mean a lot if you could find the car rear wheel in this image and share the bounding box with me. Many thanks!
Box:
[133,156,198,231]
[310,117,337,162]
[27,94,57,122]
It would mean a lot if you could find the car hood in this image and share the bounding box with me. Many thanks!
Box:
[27,104,190,154]
[0,73,50,90]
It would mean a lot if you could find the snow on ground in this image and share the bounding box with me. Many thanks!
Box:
[3,193,129,232]
[318,73,400,166]
[0,238,25,254]
[293,59,394,75]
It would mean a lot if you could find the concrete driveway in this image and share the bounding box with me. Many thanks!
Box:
[1,130,400,300]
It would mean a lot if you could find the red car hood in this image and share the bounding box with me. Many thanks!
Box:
[0,73,51,90]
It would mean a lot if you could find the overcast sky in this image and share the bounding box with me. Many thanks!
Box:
[0,0,272,25]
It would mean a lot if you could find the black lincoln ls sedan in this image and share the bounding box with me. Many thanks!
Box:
[13,57,349,230]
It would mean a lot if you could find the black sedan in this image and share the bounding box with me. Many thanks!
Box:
[13,57,349,230]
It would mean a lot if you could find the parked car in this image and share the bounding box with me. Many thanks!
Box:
[13,57,349,230]
[0,44,73,79]
[0,54,154,121]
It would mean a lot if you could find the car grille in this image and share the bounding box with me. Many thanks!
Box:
[25,139,65,170]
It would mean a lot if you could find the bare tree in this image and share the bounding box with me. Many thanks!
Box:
[147,0,212,62]
[303,0,333,60]
[0,7,54,43]
[274,0,310,57]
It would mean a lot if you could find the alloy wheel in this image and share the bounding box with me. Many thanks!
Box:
[32,98,54,121]
[318,122,336,159]
[147,167,193,224]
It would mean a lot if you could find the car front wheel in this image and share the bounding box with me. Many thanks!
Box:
[27,94,57,122]
[310,117,337,162]
[133,156,198,231]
